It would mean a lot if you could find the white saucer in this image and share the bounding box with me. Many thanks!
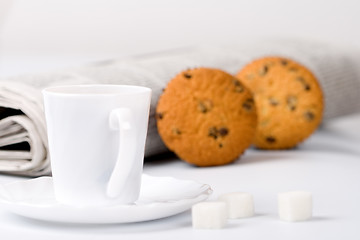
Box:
[0,174,212,224]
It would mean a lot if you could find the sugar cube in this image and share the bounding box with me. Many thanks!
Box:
[192,201,228,229]
[218,192,254,218]
[278,191,312,222]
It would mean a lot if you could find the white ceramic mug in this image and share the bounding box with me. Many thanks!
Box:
[43,85,151,206]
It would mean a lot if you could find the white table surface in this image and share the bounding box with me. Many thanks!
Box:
[0,112,359,240]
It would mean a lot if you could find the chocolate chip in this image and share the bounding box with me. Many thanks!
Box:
[184,73,192,79]
[233,79,241,86]
[259,65,269,76]
[219,143,223,148]
[155,112,164,120]
[296,76,311,91]
[242,98,254,111]
[162,88,166,92]
[304,111,315,121]
[172,128,182,135]
[269,97,279,106]
[287,96,297,111]
[198,100,213,113]
[208,127,218,139]
[218,128,229,137]
[233,79,244,93]
[266,136,276,143]
[280,59,288,66]
[198,102,207,113]
[208,126,229,139]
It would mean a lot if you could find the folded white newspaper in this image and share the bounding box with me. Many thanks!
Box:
[1,40,359,176]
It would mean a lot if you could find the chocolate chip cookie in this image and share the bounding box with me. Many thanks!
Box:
[236,57,324,149]
[156,68,257,166]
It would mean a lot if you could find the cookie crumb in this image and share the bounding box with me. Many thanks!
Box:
[155,112,164,120]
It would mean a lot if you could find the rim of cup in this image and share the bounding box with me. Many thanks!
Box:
[43,84,151,96]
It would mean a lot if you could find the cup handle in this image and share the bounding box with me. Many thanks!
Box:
[106,108,137,198]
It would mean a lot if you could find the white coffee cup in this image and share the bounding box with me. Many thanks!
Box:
[43,84,151,206]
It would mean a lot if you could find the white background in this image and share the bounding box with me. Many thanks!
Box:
[1,0,360,77]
